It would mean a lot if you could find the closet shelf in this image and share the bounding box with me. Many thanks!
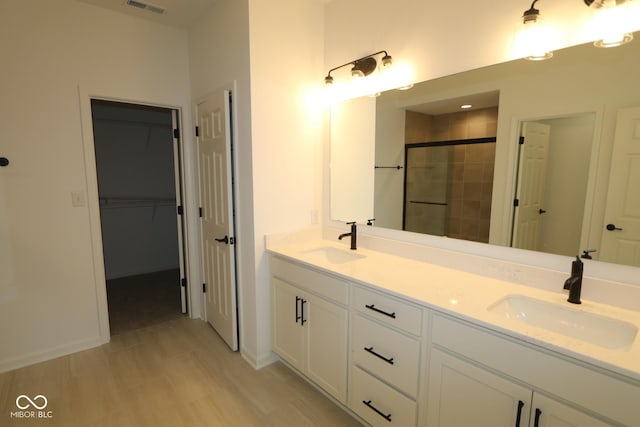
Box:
[99,196,176,209]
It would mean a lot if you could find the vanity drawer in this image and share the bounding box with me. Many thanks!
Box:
[352,285,422,335]
[350,366,417,427]
[351,313,420,397]
[271,256,348,305]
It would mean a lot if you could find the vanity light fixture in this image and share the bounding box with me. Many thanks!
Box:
[324,50,393,85]
[460,104,473,109]
[516,0,554,60]
[584,0,635,47]
[324,50,414,103]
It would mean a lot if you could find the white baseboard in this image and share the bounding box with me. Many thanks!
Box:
[240,348,279,370]
[0,336,104,374]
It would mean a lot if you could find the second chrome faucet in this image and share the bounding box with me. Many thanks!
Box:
[338,221,357,250]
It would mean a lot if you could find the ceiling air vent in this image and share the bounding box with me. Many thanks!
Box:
[125,0,166,14]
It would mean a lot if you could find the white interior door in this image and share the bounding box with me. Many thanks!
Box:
[171,110,188,314]
[600,106,640,267]
[512,122,551,251]
[196,88,238,351]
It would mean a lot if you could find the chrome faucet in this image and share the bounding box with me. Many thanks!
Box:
[563,256,583,304]
[338,221,357,250]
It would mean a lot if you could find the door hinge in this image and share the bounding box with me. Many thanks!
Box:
[177,205,184,215]
[513,198,519,207]
[173,128,180,139]
[195,126,200,137]
[202,283,207,293]
[519,136,525,145]
[199,207,203,218]
[181,278,187,287]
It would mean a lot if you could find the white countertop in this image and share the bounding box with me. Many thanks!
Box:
[266,237,640,382]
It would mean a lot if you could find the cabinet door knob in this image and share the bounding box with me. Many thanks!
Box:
[0,157,9,167]
[606,223,622,231]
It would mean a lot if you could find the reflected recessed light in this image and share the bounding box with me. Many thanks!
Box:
[460,104,472,109]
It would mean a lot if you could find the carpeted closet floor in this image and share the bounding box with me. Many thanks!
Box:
[106,269,184,335]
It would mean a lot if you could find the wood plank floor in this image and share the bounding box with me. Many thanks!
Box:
[0,318,363,426]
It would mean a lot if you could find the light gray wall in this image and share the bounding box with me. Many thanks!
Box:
[0,0,191,372]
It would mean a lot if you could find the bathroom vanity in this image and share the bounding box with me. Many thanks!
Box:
[267,230,640,426]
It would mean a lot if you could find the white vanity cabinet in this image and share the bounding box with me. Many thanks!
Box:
[348,285,425,426]
[427,314,638,426]
[267,244,640,427]
[271,257,349,403]
[427,348,609,427]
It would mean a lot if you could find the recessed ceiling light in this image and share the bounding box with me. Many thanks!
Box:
[460,104,472,109]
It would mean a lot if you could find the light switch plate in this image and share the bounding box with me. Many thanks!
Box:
[71,191,86,207]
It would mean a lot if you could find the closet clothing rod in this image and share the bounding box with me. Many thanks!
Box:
[409,200,448,206]
[374,165,403,170]
[99,196,176,209]
[92,117,172,129]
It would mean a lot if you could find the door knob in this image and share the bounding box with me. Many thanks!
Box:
[214,235,229,244]
[606,223,623,231]
[0,157,9,167]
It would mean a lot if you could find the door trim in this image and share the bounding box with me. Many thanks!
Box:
[78,86,193,343]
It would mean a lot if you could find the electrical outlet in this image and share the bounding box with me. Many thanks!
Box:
[310,209,319,224]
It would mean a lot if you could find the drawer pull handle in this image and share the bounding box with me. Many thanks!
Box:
[364,346,394,365]
[515,400,524,427]
[362,400,392,422]
[533,408,542,427]
[295,296,301,324]
[365,304,396,319]
[300,298,307,325]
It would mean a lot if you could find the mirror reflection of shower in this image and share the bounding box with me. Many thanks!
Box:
[403,138,496,243]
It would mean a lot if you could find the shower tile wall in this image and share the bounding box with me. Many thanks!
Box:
[404,107,497,243]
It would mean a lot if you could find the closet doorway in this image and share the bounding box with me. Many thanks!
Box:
[91,100,188,335]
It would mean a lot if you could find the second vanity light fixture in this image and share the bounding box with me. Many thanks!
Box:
[517,0,637,61]
[585,0,635,47]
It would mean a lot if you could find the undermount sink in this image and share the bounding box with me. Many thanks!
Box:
[488,295,638,350]
[299,246,366,264]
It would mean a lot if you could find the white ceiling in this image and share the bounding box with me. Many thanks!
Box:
[76,0,217,28]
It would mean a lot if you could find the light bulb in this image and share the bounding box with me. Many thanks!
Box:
[590,0,635,47]
[513,1,554,60]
